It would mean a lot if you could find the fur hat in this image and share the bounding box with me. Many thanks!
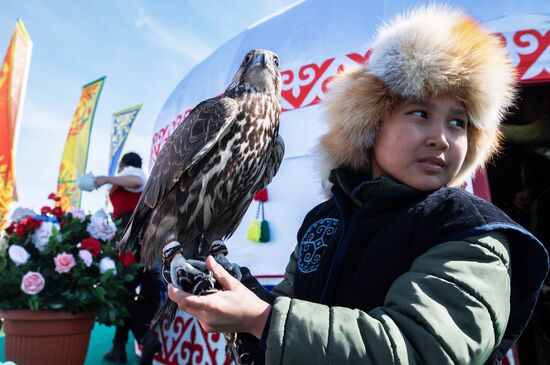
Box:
[319,5,516,188]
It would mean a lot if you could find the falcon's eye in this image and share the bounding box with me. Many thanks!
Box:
[243,53,253,65]
[273,56,280,68]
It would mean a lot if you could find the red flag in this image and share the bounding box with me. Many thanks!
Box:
[0,20,32,227]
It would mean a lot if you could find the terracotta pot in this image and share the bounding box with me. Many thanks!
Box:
[0,309,97,365]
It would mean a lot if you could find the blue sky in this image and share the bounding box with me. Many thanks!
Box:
[0,0,297,214]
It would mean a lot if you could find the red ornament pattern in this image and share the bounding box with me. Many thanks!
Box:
[151,26,550,166]
[512,29,550,82]
[152,312,231,365]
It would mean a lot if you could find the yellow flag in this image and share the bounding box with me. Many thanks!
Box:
[56,77,105,211]
[0,20,32,227]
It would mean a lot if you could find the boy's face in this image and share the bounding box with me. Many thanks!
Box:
[371,96,468,191]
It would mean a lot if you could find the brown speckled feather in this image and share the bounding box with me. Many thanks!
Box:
[118,49,283,270]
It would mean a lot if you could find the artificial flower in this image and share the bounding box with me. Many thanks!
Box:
[118,251,136,269]
[0,195,139,326]
[78,250,93,267]
[87,210,117,241]
[9,207,36,222]
[21,271,45,295]
[80,237,101,256]
[8,245,30,266]
[50,207,64,220]
[31,221,60,251]
[47,193,61,202]
[99,257,117,274]
[15,216,42,238]
[68,207,86,221]
[54,252,76,273]
[5,222,15,235]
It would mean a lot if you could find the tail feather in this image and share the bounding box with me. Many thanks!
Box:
[150,299,179,330]
[118,218,134,252]
[117,204,150,262]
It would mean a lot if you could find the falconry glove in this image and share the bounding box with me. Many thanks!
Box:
[161,240,256,365]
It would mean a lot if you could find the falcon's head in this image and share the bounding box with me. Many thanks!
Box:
[226,49,281,97]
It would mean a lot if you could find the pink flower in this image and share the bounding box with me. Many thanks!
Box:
[21,271,45,295]
[68,207,86,221]
[54,252,76,273]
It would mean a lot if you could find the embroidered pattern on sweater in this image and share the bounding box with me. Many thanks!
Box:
[298,218,339,273]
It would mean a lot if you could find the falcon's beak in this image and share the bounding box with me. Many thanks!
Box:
[253,53,266,67]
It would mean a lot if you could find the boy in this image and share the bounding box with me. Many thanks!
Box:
[168,6,549,364]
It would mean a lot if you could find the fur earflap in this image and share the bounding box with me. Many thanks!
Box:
[319,5,516,189]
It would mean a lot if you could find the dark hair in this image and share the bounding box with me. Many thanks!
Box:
[120,152,142,168]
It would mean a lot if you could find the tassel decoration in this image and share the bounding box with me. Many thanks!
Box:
[253,188,268,202]
[246,191,271,243]
[246,219,261,242]
[259,219,270,242]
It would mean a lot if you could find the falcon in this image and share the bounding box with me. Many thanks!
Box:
[119,49,283,278]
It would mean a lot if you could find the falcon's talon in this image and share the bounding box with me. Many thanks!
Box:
[161,241,185,285]
[162,241,183,260]
[230,264,243,282]
[213,253,243,282]
[162,239,245,294]
[209,240,228,256]
[185,258,208,272]
[192,273,217,295]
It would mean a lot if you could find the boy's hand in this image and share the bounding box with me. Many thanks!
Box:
[168,255,271,339]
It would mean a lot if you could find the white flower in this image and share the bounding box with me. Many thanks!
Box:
[31,221,60,251]
[9,207,35,222]
[68,207,86,221]
[78,249,93,267]
[99,257,116,274]
[86,210,117,241]
[8,245,30,265]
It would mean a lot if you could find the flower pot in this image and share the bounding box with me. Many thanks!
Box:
[0,309,97,365]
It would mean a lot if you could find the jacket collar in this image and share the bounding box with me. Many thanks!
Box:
[329,168,418,208]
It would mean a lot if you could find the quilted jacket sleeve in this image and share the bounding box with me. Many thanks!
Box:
[265,232,511,365]
[271,240,300,298]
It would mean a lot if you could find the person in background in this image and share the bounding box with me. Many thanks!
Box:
[166,6,549,364]
[512,151,550,364]
[96,152,162,365]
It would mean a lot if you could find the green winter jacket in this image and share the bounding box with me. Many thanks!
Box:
[266,232,511,364]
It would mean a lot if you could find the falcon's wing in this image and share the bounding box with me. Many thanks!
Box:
[258,134,285,190]
[143,96,239,209]
[212,134,285,240]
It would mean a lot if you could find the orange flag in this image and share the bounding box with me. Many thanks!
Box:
[0,20,32,227]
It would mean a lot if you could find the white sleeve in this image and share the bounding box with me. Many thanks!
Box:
[117,166,147,193]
